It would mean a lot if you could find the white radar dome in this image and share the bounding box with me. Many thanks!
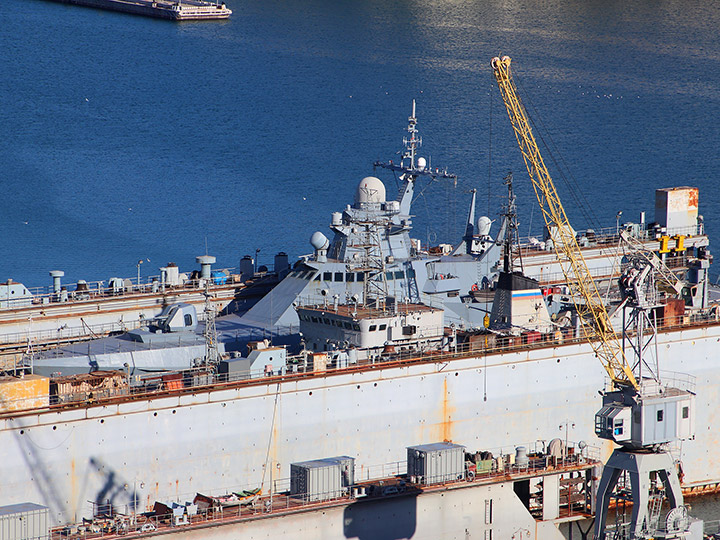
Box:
[417,157,427,169]
[477,216,492,237]
[310,231,330,251]
[355,176,386,205]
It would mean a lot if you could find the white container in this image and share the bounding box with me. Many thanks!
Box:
[290,456,355,502]
[407,442,465,485]
[0,503,49,540]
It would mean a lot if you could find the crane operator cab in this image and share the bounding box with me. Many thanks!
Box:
[595,384,695,449]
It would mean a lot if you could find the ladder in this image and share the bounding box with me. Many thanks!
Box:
[647,489,664,535]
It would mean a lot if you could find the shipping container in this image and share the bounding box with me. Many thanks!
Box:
[407,442,465,485]
[290,456,355,502]
[0,503,49,540]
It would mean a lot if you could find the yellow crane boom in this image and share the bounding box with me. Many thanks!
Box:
[491,55,638,390]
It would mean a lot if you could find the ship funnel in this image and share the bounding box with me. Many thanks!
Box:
[196,255,216,280]
[274,252,290,279]
[239,256,254,283]
[49,270,65,294]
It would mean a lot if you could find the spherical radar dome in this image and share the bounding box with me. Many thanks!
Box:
[310,231,330,251]
[356,176,386,205]
[477,216,492,237]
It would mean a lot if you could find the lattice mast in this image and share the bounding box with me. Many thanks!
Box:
[203,283,220,365]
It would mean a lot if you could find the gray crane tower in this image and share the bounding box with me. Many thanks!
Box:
[594,244,696,539]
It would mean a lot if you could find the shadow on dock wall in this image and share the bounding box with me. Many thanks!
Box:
[343,493,418,540]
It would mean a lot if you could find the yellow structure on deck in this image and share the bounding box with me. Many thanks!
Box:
[491,55,638,390]
[0,374,50,412]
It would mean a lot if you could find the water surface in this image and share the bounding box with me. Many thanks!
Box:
[1,0,719,286]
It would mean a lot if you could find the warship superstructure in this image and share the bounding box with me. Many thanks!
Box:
[216,101,504,339]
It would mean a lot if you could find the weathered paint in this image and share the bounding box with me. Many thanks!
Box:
[111,480,567,540]
[0,375,49,411]
[1,323,719,525]
[435,376,456,443]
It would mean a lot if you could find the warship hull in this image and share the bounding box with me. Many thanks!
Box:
[3,318,719,526]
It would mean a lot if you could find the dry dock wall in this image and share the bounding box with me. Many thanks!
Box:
[138,483,565,540]
[2,323,719,525]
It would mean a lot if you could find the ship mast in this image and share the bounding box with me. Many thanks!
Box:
[501,172,523,274]
[373,101,458,217]
[401,100,421,170]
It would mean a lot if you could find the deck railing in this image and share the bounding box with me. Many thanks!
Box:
[50,441,598,539]
[1,308,716,413]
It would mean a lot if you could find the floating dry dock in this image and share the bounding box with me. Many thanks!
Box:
[55,0,232,20]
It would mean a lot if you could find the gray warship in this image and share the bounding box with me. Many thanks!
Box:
[28,102,711,376]
[29,102,507,375]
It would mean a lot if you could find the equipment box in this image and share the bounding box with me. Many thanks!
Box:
[407,442,465,485]
[290,456,355,502]
[0,503,49,540]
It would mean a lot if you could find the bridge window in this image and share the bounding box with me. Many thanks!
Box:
[657,410,664,422]
[323,272,332,281]
[346,273,355,282]
[369,325,377,331]
[334,272,343,282]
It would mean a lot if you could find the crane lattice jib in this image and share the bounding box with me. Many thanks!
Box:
[491,56,638,390]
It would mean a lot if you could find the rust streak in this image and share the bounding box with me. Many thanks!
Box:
[440,377,455,442]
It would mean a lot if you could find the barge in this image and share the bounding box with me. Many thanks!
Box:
[52,0,232,21]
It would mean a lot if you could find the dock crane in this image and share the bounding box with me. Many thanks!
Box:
[491,56,696,539]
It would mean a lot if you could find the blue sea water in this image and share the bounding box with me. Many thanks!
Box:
[2,0,720,287]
